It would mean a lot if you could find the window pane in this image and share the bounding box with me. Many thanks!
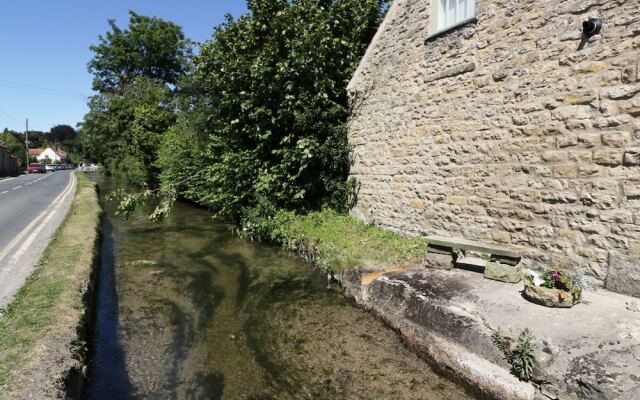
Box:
[448,0,456,26]
[458,0,467,21]
[467,0,476,19]
[438,0,447,30]
[435,0,475,32]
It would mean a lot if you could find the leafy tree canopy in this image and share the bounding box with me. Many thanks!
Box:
[83,11,189,185]
[82,77,175,185]
[85,1,388,223]
[158,0,388,220]
[88,10,192,93]
[2,128,47,150]
[49,124,77,143]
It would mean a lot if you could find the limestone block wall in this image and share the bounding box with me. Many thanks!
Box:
[347,0,640,296]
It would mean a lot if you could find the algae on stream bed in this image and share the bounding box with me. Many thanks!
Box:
[87,178,476,400]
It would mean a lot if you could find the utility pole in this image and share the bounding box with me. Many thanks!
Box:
[25,118,29,167]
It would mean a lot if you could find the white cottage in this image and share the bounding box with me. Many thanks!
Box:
[36,147,67,163]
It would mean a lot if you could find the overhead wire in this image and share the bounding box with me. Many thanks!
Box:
[0,79,89,101]
[0,79,91,130]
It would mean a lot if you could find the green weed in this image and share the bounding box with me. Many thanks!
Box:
[242,207,427,272]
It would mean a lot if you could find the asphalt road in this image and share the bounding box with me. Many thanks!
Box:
[0,170,77,309]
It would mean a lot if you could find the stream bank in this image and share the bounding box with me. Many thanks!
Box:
[0,172,101,399]
[86,176,477,399]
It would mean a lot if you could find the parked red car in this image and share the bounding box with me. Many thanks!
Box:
[27,163,46,174]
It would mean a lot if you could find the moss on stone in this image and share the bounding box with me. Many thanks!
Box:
[484,262,522,284]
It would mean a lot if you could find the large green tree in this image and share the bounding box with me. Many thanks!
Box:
[48,125,77,143]
[88,10,192,93]
[160,0,388,220]
[82,78,176,185]
[82,11,191,185]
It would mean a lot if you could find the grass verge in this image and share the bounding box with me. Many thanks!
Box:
[0,172,101,398]
[243,208,428,272]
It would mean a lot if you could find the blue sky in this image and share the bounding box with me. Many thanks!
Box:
[0,1,247,133]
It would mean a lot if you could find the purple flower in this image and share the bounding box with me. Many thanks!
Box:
[551,271,559,279]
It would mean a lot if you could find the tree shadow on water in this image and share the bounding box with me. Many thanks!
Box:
[183,372,225,400]
[86,217,136,399]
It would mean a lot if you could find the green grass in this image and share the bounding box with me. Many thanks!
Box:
[256,209,428,272]
[0,172,101,397]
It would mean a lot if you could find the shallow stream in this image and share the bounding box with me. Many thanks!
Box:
[86,177,476,399]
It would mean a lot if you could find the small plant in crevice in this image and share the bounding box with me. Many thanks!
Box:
[492,328,535,381]
[70,338,88,362]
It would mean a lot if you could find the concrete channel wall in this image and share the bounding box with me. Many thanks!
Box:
[0,145,19,177]
[347,0,640,297]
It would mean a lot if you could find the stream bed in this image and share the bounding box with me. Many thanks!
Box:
[86,177,476,399]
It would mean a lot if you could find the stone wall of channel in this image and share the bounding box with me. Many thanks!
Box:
[347,0,640,297]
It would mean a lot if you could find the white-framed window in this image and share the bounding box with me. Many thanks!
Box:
[432,0,476,34]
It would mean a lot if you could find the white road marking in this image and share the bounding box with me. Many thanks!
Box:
[0,173,74,264]
[0,172,55,195]
[8,174,77,265]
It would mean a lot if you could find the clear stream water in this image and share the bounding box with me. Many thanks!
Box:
[86,177,476,400]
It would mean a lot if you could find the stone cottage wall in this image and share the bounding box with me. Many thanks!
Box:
[347,0,640,297]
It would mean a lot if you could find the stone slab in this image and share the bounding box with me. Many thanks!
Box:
[343,267,640,400]
[425,252,454,270]
[424,61,476,83]
[426,235,523,258]
[484,261,522,284]
[426,244,454,255]
[490,255,521,266]
[614,386,640,400]
[606,251,640,298]
[456,256,488,268]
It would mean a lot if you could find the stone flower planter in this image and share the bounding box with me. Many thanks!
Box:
[523,283,581,308]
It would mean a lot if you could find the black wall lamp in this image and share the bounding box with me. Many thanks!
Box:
[583,17,603,38]
[577,17,603,50]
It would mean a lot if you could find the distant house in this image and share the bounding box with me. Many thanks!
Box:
[31,146,67,163]
[28,148,44,159]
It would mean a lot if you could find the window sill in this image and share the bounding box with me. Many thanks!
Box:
[425,17,478,43]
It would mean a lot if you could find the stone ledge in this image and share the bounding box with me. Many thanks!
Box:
[424,62,476,83]
[624,148,640,166]
[343,267,640,400]
[426,235,523,258]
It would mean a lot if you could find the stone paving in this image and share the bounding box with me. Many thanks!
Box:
[343,266,640,400]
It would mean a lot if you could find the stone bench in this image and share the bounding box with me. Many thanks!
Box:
[425,235,523,283]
